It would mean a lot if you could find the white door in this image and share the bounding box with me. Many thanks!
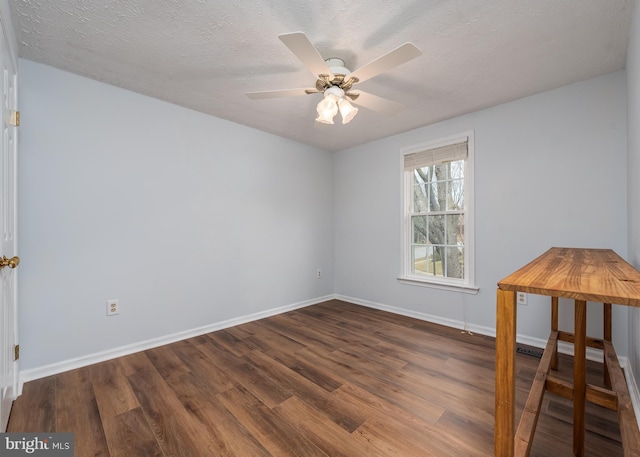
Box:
[0,12,18,432]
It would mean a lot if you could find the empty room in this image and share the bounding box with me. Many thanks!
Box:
[1,0,640,456]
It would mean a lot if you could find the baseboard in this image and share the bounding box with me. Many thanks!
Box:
[19,294,336,387]
[335,294,494,334]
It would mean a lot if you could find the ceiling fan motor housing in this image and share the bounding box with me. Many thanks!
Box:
[325,58,350,77]
[316,58,359,93]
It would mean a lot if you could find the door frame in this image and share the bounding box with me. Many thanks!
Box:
[0,1,19,432]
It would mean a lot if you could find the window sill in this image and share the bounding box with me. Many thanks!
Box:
[397,276,479,294]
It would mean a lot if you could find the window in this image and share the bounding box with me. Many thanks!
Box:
[400,131,476,293]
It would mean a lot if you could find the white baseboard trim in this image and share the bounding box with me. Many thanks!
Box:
[19,294,336,387]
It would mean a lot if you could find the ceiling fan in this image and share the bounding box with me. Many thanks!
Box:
[245,32,423,125]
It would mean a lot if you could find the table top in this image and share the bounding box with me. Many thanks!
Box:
[498,247,640,307]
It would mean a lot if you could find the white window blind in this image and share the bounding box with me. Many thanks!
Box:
[403,140,468,171]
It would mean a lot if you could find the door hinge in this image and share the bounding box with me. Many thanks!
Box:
[13,344,19,361]
[9,110,19,127]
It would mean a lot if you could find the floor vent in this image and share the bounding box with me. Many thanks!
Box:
[516,345,543,358]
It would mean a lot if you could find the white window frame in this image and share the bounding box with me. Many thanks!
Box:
[398,130,478,294]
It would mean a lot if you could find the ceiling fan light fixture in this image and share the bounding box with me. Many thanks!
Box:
[338,98,358,124]
[247,33,422,127]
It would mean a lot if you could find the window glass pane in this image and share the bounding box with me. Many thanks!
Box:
[430,181,443,211]
[412,246,428,274]
[447,179,464,210]
[432,163,448,181]
[412,216,428,244]
[445,246,464,279]
[415,245,446,276]
[427,214,444,244]
[413,167,429,185]
[444,213,463,245]
[429,245,444,277]
[449,160,464,179]
[413,183,428,212]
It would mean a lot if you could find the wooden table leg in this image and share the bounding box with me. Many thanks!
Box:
[573,300,587,457]
[495,288,517,457]
[603,303,612,388]
[551,296,559,371]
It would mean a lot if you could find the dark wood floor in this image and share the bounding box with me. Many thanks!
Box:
[8,300,623,456]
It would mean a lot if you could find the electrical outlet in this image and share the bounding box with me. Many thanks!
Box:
[107,299,120,316]
[517,292,528,305]
[317,268,322,279]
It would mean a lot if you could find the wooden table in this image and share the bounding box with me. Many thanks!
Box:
[494,247,640,457]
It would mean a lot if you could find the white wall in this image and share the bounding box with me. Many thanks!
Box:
[18,59,335,372]
[334,71,629,353]
[626,0,640,397]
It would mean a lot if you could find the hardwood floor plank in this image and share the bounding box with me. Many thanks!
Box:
[206,328,254,357]
[55,369,110,457]
[90,358,140,420]
[6,376,56,432]
[217,385,329,457]
[298,346,448,425]
[367,334,449,367]
[270,349,344,392]
[354,417,443,457]
[273,395,388,457]
[126,358,220,457]
[242,324,307,356]
[258,313,340,353]
[169,339,235,393]
[331,381,445,431]
[399,362,496,423]
[101,408,164,457]
[166,371,273,457]
[288,307,382,348]
[434,409,494,456]
[196,339,293,408]
[118,351,160,378]
[145,344,192,384]
[245,349,367,433]
[329,373,480,457]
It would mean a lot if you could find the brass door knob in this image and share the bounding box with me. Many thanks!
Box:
[0,255,19,269]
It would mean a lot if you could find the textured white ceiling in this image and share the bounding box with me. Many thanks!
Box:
[9,0,635,152]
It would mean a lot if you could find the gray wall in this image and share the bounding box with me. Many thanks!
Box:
[626,0,640,397]
[18,59,335,372]
[334,70,629,352]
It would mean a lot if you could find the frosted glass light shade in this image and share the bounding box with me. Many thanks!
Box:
[338,98,358,124]
[316,94,338,124]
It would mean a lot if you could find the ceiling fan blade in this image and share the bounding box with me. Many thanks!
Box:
[349,91,405,116]
[245,88,317,100]
[279,32,334,80]
[349,43,422,83]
